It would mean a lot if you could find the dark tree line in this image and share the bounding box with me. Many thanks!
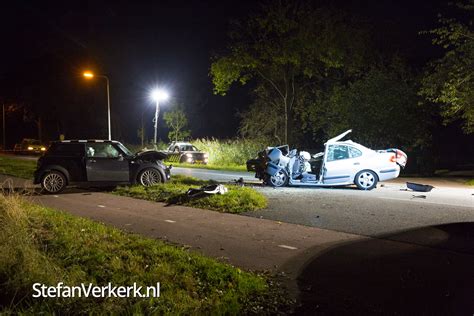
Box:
[211,0,474,172]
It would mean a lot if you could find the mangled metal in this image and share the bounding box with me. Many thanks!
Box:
[247,129,408,190]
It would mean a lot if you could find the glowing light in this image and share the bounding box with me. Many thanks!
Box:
[150,89,169,102]
[83,71,94,79]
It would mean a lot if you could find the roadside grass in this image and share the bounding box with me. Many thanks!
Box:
[467,179,474,186]
[171,162,248,172]
[114,175,267,213]
[0,155,36,179]
[0,194,291,314]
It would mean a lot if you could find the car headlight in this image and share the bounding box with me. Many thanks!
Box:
[41,147,46,151]
[185,153,193,157]
[203,153,209,158]
[27,146,33,150]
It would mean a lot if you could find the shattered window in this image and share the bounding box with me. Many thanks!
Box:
[348,146,362,158]
[327,145,349,161]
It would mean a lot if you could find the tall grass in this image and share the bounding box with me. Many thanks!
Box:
[0,194,290,314]
[191,138,266,166]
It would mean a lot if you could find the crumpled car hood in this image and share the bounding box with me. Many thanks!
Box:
[134,150,168,161]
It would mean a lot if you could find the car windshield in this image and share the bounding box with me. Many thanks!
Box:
[117,143,134,157]
[180,145,198,151]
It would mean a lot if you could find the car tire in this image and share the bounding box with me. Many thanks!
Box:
[267,169,289,187]
[138,168,162,187]
[354,170,378,190]
[41,170,67,194]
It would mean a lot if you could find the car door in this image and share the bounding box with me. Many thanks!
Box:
[85,143,129,182]
[322,144,355,184]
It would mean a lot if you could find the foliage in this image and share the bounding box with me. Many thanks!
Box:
[191,138,266,166]
[0,194,289,314]
[0,155,36,179]
[163,108,191,142]
[210,2,372,144]
[420,0,474,133]
[114,175,267,213]
[304,63,431,148]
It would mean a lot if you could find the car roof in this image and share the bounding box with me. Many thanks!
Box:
[54,140,121,144]
[171,142,193,146]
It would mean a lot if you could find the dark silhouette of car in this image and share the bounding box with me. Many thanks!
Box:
[164,141,209,164]
[34,140,171,193]
[13,138,47,154]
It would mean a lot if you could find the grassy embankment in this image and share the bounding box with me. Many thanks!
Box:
[0,155,36,179]
[114,175,267,213]
[0,194,290,314]
[467,179,474,186]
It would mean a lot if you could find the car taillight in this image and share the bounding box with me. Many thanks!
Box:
[390,155,397,163]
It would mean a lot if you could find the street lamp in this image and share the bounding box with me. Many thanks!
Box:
[150,89,169,145]
[83,71,111,141]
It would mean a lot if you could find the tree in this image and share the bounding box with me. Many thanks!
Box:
[163,109,190,142]
[211,1,371,144]
[420,0,474,133]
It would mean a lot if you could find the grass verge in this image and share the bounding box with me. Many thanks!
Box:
[467,179,474,186]
[0,155,36,179]
[0,194,291,314]
[171,163,248,172]
[114,175,267,213]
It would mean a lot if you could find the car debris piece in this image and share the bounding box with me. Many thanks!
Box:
[186,184,228,198]
[406,182,434,192]
[411,195,427,199]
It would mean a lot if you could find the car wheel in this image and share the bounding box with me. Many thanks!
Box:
[138,168,162,186]
[268,169,289,187]
[354,170,378,190]
[41,171,67,194]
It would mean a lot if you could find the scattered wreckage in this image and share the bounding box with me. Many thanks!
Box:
[247,130,407,190]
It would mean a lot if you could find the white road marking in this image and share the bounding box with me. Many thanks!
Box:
[164,220,176,223]
[97,205,105,208]
[378,197,473,208]
[278,244,298,250]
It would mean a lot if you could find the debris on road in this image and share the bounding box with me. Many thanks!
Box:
[411,195,427,199]
[407,182,434,192]
[186,184,228,198]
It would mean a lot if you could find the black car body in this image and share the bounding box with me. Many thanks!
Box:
[34,140,171,193]
[164,141,209,164]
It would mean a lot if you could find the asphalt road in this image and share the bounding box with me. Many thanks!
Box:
[174,166,474,241]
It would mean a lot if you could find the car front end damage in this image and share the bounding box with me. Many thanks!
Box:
[246,130,408,190]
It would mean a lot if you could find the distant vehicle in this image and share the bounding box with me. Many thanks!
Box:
[34,140,171,194]
[247,129,407,190]
[13,139,47,154]
[164,141,209,164]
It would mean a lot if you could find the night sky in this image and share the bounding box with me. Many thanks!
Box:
[0,0,455,146]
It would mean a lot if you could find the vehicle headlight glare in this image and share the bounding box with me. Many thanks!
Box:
[41,147,46,151]
[186,153,193,157]
[27,146,33,150]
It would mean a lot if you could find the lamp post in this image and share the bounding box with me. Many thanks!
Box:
[150,89,169,145]
[83,71,111,140]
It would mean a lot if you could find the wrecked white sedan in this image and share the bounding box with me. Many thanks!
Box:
[246,130,407,190]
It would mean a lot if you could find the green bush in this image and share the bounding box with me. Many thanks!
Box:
[191,138,266,166]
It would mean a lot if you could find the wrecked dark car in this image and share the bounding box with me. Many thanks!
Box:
[34,140,171,193]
